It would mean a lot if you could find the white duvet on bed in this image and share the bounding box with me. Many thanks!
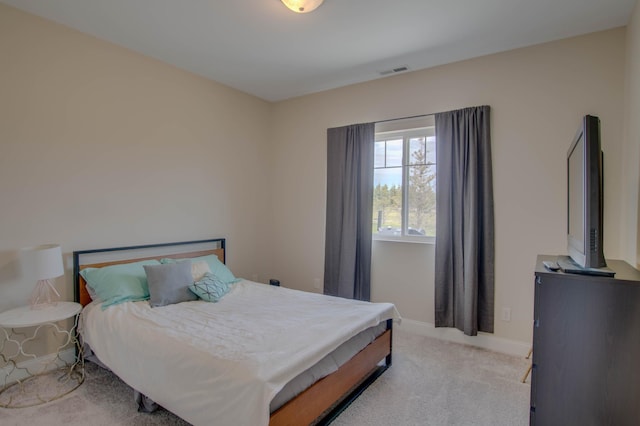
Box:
[80,280,400,426]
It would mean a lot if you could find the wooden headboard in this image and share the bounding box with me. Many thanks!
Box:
[73,238,226,307]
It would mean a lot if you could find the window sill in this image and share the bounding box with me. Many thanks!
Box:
[372,236,435,245]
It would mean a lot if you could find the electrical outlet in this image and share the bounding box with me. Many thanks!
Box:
[501,307,512,322]
[313,278,321,290]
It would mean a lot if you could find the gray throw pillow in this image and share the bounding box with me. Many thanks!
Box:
[144,261,198,307]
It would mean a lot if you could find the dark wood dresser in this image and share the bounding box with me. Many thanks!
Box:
[531,255,640,425]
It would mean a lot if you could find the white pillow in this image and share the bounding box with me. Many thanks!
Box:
[191,261,212,282]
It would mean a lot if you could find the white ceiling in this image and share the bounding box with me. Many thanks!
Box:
[2,0,636,102]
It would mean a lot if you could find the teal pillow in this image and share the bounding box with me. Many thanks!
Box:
[161,255,239,284]
[80,259,160,309]
[189,272,232,302]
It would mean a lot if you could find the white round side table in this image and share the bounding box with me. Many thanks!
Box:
[0,302,85,408]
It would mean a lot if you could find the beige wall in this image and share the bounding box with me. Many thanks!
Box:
[624,0,640,267]
[271,28,627,344]
[0,4,273,312]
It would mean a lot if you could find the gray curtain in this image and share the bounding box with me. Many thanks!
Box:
[324,123,375,301]
[434,105,494,336]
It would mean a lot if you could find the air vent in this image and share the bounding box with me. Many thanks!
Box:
[379,65,410,76]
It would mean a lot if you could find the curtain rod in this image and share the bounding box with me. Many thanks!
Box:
[375,105,488,124]
[375,112,434,124]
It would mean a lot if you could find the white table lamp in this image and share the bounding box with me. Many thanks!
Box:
[24,244,64,308]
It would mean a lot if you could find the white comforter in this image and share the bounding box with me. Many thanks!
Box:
[81,280,400,426]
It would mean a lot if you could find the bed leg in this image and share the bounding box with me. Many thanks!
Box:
[385,318,393,367]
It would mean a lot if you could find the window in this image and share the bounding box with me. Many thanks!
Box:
[373,116,436,242]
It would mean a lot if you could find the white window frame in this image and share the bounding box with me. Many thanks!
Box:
[373,126,436,244]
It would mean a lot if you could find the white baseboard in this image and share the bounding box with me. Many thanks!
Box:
[396,319,531,357]
[1,348,76,383]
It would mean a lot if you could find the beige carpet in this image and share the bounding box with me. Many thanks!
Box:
[0,330,531,426]
[331,331,530,426]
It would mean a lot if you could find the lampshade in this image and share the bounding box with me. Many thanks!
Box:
[281,0,324,13]
[23,244,64,308]
[27,244,64,280]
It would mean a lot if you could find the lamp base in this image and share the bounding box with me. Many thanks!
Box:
[29,279,61,309]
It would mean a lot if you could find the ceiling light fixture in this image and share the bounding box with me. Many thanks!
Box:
[280,0,324,13]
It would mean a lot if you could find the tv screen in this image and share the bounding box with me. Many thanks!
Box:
[566,115,606,269]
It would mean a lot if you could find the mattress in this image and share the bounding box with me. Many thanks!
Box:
[269,321,386,412]
[84,321,386,413]
[80,280,399,426]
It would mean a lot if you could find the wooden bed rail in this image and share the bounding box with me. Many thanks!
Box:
[270,321,393,426]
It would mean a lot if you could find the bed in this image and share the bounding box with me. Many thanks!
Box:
[73,238,399,426]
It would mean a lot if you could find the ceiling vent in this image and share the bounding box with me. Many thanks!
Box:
[379,65,410,76]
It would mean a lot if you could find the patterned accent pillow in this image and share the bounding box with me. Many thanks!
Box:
[189,272,232,302]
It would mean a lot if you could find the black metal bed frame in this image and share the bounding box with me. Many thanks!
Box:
[72,238,226,304]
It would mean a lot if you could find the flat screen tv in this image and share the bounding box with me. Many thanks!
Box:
[566,114,606,269]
